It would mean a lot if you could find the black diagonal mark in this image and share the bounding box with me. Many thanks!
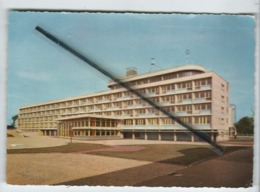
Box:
[35,26,224,155]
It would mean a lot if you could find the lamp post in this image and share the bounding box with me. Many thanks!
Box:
[70,123,73,144]
[230,104,237,139]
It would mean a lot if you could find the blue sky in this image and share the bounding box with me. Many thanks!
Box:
[7,12,255,124]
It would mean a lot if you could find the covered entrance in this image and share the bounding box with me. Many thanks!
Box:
[39,128,57,136]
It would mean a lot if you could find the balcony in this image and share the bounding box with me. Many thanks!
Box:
[107,106,121,110]
[159,125,175,130]
[89,108,102,112]
[115,96,132,101]
[163,90,175,95]
[131,104,144,108]
[96,99,111,103]
[122,114,133,118]
[145,92,159,97]
[177,99,192,104]
[193,124,211,129]
[175,87,192,93]
[193,110,211,115]
[193,98,211,103]
[175,111,192,116]
[195,85,211,90]
[137,113,159,117]
[122,125,143,130]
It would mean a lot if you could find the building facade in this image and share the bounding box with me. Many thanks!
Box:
[17,65,235,142]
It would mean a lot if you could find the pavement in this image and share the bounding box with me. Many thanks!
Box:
[6,134,253,187]
[50,147,253,187]
[135,147,253,187]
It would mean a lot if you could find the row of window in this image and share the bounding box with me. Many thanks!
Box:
[19,91,213,116]
[18,103,212,121]
[123,116,211,125]
[59,129,119,137]
[19,123,57,129]
[110,71,204,89]
[20,78,213,114]
[60,118,118,128]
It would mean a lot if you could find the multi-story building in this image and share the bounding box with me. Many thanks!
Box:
[17,64,235,142]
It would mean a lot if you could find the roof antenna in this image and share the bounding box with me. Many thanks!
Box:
[185,49,194,64]
[150,58,161,72]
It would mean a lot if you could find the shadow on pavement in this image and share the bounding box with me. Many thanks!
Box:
[54,147,253,187]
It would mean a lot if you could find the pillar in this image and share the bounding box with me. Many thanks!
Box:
[191,134,195,142]
[132,131,135,139]
[211,132,214,142]
[173,131,177,141]
[158,132,161,141]
[145,132,148,140]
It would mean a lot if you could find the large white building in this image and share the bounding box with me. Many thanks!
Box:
[17,64,236,142]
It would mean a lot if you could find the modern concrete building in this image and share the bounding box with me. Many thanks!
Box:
[17,64,235,142]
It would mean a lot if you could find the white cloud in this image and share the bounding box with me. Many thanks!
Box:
[17,71,52,81]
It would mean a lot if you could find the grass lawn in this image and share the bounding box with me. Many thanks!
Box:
[7,142,249,166]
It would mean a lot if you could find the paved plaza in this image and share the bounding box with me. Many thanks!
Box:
[6,132,254,187]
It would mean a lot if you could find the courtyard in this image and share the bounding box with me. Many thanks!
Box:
[6,131,253,187]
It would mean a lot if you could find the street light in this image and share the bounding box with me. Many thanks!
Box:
[70,123,73,144]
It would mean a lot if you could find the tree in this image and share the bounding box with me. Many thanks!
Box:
[235,116,254,135]
[11,114,18,127]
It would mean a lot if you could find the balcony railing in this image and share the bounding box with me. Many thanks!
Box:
[175,111,192,115]
[177,99,192,104]
[115,96,132,101]
[193,110,211,115]
[195,85,211,90]
[193,124,211,129]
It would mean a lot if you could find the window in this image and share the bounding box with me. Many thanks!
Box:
[221,107,225,113]
[219,118,225,124]
[124,110,133,116]
[195,116,210,124]
[194,91,211,99]
[124,92,133,97]
[177,81,192,89]
[136,119,146,125]
[96,119,100,127]
[114,102,122,108]
[136,109,146,115]
[194,104,211,110]
[162,118,174,125]
[125,100,133,106]
[221,84,225,90]
[148,118,159,125]
[164,73,177,80]
[180,117,192,124]
[150,76,162,83]
[176,105,192,113]
[163,106,175,113]
[195,78,211,88]
[114,111,122,116]
[148,108,159,114]
[124,119,133,125]
[162,95,175,102]
[221,95,225,102]
[147,87,159,94]
[177,93,192,102]
[135,99,145,105]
